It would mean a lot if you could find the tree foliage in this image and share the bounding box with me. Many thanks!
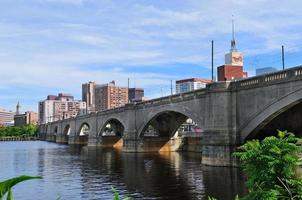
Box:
[0,125,38,137]
[233,130,302,200]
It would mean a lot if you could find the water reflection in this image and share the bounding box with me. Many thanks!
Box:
[0,142,247,200]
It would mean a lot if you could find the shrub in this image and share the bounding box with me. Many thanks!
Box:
[233,130,302,200]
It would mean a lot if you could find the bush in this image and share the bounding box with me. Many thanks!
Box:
[0,125,38,137]
[233,130,302,200]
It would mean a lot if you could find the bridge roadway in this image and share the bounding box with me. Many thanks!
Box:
[39,65,302,166]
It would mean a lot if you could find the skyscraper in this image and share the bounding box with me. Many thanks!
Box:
[82,81,96,113]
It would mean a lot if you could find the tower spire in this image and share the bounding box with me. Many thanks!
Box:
[16,101,20,115]
[231,17,237,52]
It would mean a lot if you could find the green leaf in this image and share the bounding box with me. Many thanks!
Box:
[0,175,42,199]
[6,189,13,200]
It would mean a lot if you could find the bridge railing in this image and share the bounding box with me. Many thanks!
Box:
[135,87,207,108]
[234,65,302,89]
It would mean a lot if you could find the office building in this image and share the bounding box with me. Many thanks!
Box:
[0,108,14,127]
[128,88,144,103]
[39,93,86,124]
[176,78,212,93]
[82,81,96,113]
[256,67,278,75]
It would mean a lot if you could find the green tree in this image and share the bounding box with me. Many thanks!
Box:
[233,130,302,200]
[0,125,38,138]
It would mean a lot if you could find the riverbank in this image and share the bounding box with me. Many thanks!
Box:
[0,136,37,141]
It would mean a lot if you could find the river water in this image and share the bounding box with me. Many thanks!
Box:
[0,141,247,200]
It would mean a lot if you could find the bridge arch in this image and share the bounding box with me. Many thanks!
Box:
[98,118,125,137]
[137,105,204,137]
[97,118,125,148]
[63,124,71,136]
[62,124,70,143]
[138,109,204,152]
[240,88,302,142]
[78,122,90,136]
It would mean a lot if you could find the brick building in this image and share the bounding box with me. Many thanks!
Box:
[14,111,38,126]
[95,81,128,111]
[39,93,86,124]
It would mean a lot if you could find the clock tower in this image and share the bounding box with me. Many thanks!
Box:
[217,20,247,81]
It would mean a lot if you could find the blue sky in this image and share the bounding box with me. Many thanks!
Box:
[1,0,302,112]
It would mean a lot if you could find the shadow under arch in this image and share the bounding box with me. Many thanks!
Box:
[62,124,70,144]
[77,122,90,145]
[54,126,58,135]
[240,89,302,141]
[139,110,203,152]
[98,118,125,149]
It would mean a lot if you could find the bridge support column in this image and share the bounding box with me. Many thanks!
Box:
[46,134,56,142]
[69,135,88,145]
[56,135,65,143]
[123,129,143,152]
[88,136,99,146]
[201,130,239,167]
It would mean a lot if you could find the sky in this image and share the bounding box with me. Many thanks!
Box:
[1,0,302,112]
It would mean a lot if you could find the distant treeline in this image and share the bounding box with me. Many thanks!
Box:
[0,124,38,137]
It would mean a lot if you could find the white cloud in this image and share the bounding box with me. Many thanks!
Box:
[1,0,302,110]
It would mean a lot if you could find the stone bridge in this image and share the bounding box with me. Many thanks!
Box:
[39,65,302,166]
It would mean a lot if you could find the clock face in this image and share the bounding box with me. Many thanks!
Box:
[232,55,243,65]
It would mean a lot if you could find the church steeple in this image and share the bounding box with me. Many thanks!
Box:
[230,18,237,52]
[16,101,20,115]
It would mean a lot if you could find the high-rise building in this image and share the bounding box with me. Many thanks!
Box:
[176,78,212,93]
[95,81,128,111]
[128,88,144,103]
[38,93,86,124]
[0,108,14,127]
[82,81,96,113]
[14,111,38,127]
[217,21,248,81]
[256,67,278,75]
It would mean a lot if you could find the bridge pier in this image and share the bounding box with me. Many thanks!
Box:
[202,145,238,166]
[69,135,88,145]
[201,130,239,167]
[122,130,142,152]
[55,135,65,143]
[88,136,99,146]
[46,134,56,142]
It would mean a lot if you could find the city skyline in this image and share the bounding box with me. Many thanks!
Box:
[1,0,302,112]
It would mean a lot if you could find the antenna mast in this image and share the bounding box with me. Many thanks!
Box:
[231,16,237,52]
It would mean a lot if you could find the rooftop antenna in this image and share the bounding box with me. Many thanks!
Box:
[231,16,237,52]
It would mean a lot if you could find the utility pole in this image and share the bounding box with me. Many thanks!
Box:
[127,78,130,103]
[282,45,285,70]
[211,40,214,81]
[170,80,173,95]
